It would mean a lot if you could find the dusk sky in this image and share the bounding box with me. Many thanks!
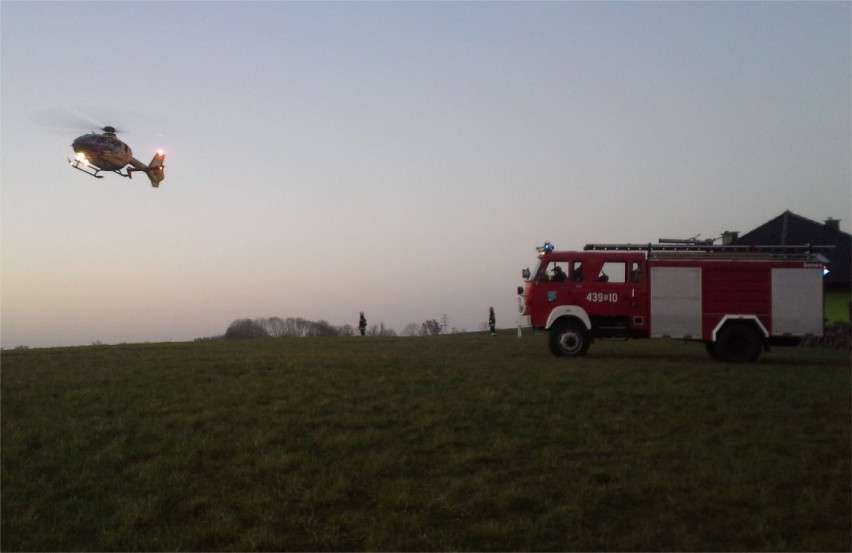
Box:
[2,1,850,348]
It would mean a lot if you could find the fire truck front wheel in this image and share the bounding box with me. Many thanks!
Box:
[713,323,762,363]
[548,320,590,357]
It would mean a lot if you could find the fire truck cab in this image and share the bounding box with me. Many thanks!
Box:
[517,242,829,362]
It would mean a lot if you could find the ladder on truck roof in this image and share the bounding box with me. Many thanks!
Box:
[583,243,833,262]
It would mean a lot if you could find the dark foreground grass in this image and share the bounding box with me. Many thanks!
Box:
[2,334,850,551]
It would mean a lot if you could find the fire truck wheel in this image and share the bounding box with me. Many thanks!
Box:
[548,321,590,357]
[715,323,762,363]
[705,342,721,360]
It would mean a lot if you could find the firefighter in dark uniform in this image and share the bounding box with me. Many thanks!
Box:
[489,307,496,336]
[359,312,367,336]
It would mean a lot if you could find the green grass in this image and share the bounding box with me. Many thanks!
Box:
[2,334,850,551]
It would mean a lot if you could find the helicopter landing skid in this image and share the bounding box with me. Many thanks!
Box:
[68,158,104,179]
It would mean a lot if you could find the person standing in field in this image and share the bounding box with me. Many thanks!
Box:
[489,307,496,336]
[359,312,367,336]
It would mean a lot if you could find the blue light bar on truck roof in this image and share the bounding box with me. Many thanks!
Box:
[536,242,554,256]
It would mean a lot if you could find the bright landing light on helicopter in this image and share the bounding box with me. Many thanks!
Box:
[74,152,89,165]
[157,149,165,157]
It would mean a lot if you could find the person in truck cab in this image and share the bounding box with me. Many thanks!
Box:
[552,266,567,282]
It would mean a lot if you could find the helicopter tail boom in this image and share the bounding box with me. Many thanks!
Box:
[127,150,166,187]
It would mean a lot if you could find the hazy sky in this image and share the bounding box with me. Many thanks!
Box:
[2,1,850,348]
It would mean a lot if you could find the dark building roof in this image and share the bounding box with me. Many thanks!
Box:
[733,210,851,288]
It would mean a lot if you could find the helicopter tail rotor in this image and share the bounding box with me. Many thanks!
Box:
[146,150,166,188]
[126,149,166,187]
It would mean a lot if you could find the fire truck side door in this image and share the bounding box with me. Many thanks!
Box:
[527,260,574,326]
[580,257,648,328]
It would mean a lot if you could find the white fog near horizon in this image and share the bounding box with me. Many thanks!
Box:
[1,2,849,348]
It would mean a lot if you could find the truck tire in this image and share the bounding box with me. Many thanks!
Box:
[714,323,762,363]
[705,342,720,360]
[548,320,590,357]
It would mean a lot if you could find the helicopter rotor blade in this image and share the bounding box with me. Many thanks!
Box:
[31,108,124,133]
[32,108,101,130]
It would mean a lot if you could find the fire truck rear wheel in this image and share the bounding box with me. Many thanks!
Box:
[715,323,762,363]
[548,320,590,357]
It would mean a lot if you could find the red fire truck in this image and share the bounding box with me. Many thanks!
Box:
[517,241,829,362]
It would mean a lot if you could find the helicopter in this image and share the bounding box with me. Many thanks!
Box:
[69,126,166,188]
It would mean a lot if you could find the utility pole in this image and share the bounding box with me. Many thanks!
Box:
[441,314,449,334]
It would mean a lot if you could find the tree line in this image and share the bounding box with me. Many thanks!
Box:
[223,317,445,340]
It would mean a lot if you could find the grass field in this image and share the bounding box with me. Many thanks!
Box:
[2,334,850,551]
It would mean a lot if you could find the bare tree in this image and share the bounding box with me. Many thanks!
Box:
[283,317,299,337]
[420,319,442,336]
[313,320,339,337]
[225,316,367,339]
[284,317,314,338]
[268,317,286,337]
[402,323,420,336]
[226,319,269,339]
[368,322,397,336]
[253,317,273,336]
